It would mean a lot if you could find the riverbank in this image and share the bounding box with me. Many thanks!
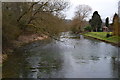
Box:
[3,32,119,78]
[12,33,48,48]
[82,32,120,47]
[2,33,48,62]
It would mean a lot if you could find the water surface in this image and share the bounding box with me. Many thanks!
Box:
[3,32,119,78]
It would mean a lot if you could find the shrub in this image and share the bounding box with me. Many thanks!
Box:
[84,25,92,32]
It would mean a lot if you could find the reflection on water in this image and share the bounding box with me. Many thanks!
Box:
[2,32,120,78]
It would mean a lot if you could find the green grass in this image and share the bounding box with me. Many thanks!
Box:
[82,32,120,43]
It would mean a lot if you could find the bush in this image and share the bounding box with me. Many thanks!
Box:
[84,25,92,32]
[106,33,112,38]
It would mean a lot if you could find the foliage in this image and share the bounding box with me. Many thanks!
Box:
[71,5,92,33]
[71,18,83,33]
[2,3,22,48]
[112,13,120,36]
[84,25,92,32]
[105,17,109,27]
[2,1,69,50]
[89,11,102,32]
[106,33,112,38]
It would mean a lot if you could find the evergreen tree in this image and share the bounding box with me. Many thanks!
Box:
[89,11,102,32]
[112,13,120,36]
[105,17,109,27]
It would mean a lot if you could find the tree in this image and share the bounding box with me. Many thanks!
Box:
[71,5,92,33]
[112,13,120,36]
[89,11,102,32]
[84,25,92,32]
[75,5,92,20]
[2,1,69,52]
[105,17,109,27]
[17,0,69,23]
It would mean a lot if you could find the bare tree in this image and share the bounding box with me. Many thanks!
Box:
[71,4,92,33]
[17,0,69,23]
[74,4,92,20]
[3,1,69,46]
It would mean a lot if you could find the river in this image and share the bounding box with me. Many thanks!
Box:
[2,32,120,78]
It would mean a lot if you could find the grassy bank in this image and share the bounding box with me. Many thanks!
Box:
[82,32,120,45]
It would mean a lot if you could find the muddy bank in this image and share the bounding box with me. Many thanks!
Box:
[2,32,119,78]
[2,33,48,62]
[13,34,48,47]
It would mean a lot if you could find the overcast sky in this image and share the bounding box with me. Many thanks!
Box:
[65,0,119,22]
[2,0,119,22]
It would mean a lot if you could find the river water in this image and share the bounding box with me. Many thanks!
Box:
[2,32,120,78]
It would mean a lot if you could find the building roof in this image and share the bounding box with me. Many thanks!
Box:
[102,26,108,28]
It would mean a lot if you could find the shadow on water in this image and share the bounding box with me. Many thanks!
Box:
[2,32,120,78]
[3,39,64,78]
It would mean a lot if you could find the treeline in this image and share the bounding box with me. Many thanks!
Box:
[70,4,120,36]
[2,1,69,53]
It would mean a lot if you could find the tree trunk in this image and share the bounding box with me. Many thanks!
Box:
[96,28,97,32]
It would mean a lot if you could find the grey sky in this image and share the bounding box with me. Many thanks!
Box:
[65,0,119,22]
[2,0,119,22]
